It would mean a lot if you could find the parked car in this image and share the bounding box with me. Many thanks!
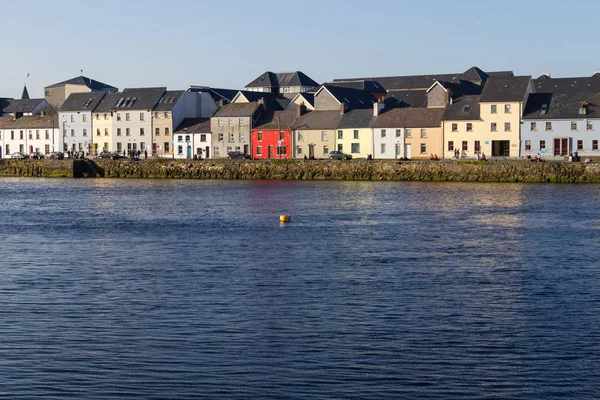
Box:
[49,152,64,160]
[10,152,29,159]
[228,151,252,160]
[328,151,352,160]
[99,151,113,159]
[110,152,124,160]
[30,152,46,159]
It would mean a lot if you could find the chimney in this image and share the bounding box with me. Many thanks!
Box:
[258,98,265,106]
[218,99,225,107]
[373,101,385,117]
[296,102,307,117]
[340,102,346,115]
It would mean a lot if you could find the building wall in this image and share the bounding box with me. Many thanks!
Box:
[174,131,211,159]
[286,96,315,111]
[251,129,292,159]
[210,116,253,158]
[0,126,61,157]
[152,112,174,157]
[521,118,600,157]
[314,90,340,111]
[112,110,153,154]
[404,126,443,159]
[427,85,447,108]
[92,111,114,153]
[292,129,334,159]
[335,127,372,158]
[442,120,483,159]
[59,111,93,153]
[479,101,522,158]
[46,84,92,112]
[373,127,405,159]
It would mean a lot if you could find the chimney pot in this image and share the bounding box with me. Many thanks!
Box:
[340,102,346,115]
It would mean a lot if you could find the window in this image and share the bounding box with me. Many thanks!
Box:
[405,129,412,137]
[140,128,145,136]
[351,143,360,153]
[71,115,75,122]
[297,146,303,155]
[104,113,108,120]
[117,142,122,152]
[165,128,170,135]
[29,131,33,140]
[45,144,50,154]
[571,122,578,131]
[355,130,360,139]
[83,129,87,137]
[155,128,160,136]
[117,128,122,136]
[257,131,263,141]
[337,144,343,151]
[82,114,87,122]
[71,129,75,137]
[178,145,183,155]
[240,133,245,142]
[321,131,327,141]
[452,123,458,132]
[279,131,284,141]
[466,123,473,132]
[381,129,386,138]
[338,130,343,139]
[297,132,303,141]
[178,135,183,142]
[462,141,468,151]
[200,134,207,142]
[228,133,234,142]
[474,140,481,153]
[448,141,454,151]
[525,140,531,151]
[593,140,598,150]
[97,129,101,137]
[185,135,190,142]
[540,140,546,150]
[10,131,14,140]
[45,130,49,140]
[140,113,145,121]
[491,105,497,114]
[126,113,130,121]
[96,114,100,120]
[546,122,552,131]
[105,128,109,136]
[587,121,594,131]
[277,146,287,156]
[491,122,497,132]
[240,119,245,127]
[218,133,223,141]
[213,146,219,157]
[504,122,511,131]
[531,122,537,131]
[164,142,170,153]
[126,128,131,136]
[218,119,223,127]
[228,119,234,126]
[380,143,386,154]
[5,145,9,155]
[420,129,426,138]
[256,146,263,156]
[35,130,40,140]
[117,113,121,121]
[577,140,583,150]
[420,143,426,154]
[323,145,329,154]
[505,104,511,113]
[164,112,169,119]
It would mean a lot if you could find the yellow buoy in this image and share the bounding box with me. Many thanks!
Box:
[280,215,291,223]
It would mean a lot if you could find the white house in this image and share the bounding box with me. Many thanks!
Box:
[59,92,106,154]
[174,118,212,159]
[0,115,60,157]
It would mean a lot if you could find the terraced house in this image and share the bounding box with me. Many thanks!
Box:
[59,92,106,154]
[0,115,60,157]
[211,102,262,158]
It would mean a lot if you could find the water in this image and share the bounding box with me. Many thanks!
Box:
[0,178,599,399]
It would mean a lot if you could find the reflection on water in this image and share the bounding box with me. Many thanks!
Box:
[0,179,599,399]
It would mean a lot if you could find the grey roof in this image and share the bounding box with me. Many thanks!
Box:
[533,75,600,94]
[245,71,319,88]
[213,102,261,118]
[175,118,211,134]
[325,80,387,94]
[113,87,166,110]
[487,71,515,78]
[523,92,600,120]
[3,98,47,113]
[479,76,531,103]
[337,108,375,129]
[373,108,444,128]
[441,95,481,121]
[384,90,427,108]
[0,97,12,112]
[187,86,240,103]
[59,92,106,112]
[154,90,184,111]
[292,110,343,130]
[0,114,59,129]
[237,91,289,111]
[93,92,123,113]
[253,110,297,130]
[319,85,377,110]
[46,76,117,91]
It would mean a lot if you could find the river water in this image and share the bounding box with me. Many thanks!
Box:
[0,178,599,399]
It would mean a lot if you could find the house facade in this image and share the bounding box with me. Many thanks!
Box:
[45,76,117,112]
[251,110,297,159]
[292,111,342,159]
[0,115,60,157]
[174,118,211,159]
[92,93,120,153]
[210,102,262,158]
[59,92,106,154]
[335,107,377,158]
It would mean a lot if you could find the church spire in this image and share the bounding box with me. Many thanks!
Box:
[21,84,30,100]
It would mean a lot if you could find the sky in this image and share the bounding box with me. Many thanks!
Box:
[1,0,599,98]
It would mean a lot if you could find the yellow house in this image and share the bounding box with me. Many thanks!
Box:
[91,92,120,153]
[443,76,533,158]
[335,108,375,158]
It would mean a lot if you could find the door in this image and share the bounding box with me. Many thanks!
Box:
[268,146,273,158]
[244,144,249,156]
[395,143,402,159]
[553,138,569,156]
[309,144,315,159]
[205,146,210,159]
[187,146,192,159]
[404,144,412,159]
[152,143,157,155]
[492,140,510,157]
[29,145,33,154]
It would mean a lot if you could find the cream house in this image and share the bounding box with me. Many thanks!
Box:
[292,110,342,159]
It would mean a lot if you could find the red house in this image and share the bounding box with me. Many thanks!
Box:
[251,110,297,159]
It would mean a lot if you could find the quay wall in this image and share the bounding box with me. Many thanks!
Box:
[2,159,600,183]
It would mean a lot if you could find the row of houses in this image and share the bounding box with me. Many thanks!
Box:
[2,67,600,159]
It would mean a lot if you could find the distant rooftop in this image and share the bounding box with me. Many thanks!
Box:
[46,75,117,92]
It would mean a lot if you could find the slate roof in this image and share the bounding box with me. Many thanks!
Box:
[479,76,531,103]
[236,91,290,111]
[0,97,12,112]
[253,110,297,130]
[93,92,123,113]
[0,114,59,129]
[319,85,377,110]
[46,76,117,91]
[522,92,600,120]
[337,108,375,129]
[3,98,48,113]
[383,90,427,108]
[213,102,261,118]
[187,86,240,104]
[441,95,482,121]
[292,110,343,130]
[59,92,106,112]
[373,108,444,128]
[112,87,166,110]
[175,118,211,134]
[325,80,387,94]
[245,71,319,89]
[533,76,600,94]
[154,90,184,111]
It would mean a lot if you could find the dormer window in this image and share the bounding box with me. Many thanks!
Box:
[579,102,589,115]
[540,104,548,115]
[463,105,471,113]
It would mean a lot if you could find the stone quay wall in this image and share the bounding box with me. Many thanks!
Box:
[2,159,600,183]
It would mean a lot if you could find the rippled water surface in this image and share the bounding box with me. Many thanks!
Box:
[0,178,599,399]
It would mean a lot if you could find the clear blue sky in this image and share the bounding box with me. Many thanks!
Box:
[2,0,599,98]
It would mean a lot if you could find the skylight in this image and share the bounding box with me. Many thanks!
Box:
[463,105,471,112]
[116,98,125,107]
